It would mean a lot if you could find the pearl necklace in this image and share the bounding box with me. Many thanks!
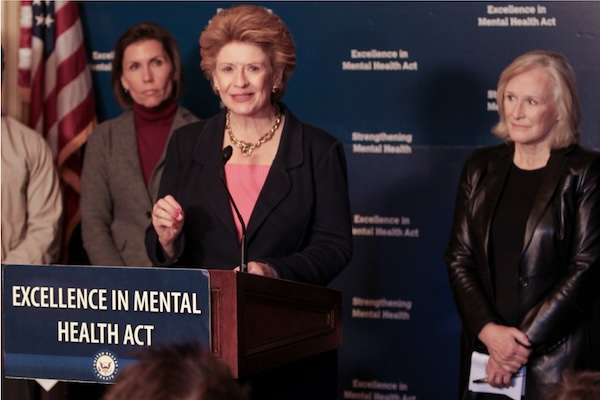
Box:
[226,104,281,156]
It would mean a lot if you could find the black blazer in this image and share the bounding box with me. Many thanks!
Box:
[146,104,352,286]
[445,143,600,398]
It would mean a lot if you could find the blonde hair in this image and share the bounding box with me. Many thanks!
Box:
[199,5,296,102]
[492,50,581,149]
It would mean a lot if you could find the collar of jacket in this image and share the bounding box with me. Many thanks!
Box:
[191,102,304,171]
[492,141,579,158]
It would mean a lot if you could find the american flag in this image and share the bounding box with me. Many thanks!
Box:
[18,0,96,262]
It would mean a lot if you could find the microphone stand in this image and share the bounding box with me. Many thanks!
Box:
[221,145,248,273]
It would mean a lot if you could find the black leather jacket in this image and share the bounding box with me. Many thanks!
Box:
[445,143,600,399]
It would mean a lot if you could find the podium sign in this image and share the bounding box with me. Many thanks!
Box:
[1,264,210,383]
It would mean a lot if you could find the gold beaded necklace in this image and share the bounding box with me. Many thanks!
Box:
[226,104,281,156]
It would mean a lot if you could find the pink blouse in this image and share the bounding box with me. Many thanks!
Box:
[224,163,270,239]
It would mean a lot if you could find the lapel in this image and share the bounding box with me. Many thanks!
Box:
[247,105,303,241]
[112,112,153,206]
[148,106,196,202]
[481,144,514,255]
[192,110,240,238]
[480,144,572,261]
[522,146,571,252]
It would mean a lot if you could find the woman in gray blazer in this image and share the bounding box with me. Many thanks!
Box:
[81,22,198,267]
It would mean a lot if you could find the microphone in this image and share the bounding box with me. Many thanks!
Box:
[220,145,248,273]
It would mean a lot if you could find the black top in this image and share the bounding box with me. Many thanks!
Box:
[491,163,545,326]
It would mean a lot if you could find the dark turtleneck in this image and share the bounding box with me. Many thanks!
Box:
[133,100,177,186]
[490,162,545,326]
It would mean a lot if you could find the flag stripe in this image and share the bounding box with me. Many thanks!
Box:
[29,39,46,131]
[18,2,33,96]
[18,0,97,262]
[54,1,79,37]
[58,77,95,147]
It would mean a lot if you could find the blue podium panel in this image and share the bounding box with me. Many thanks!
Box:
[2,264,210,383]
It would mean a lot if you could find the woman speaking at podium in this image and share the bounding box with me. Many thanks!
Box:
[145,5,352,286]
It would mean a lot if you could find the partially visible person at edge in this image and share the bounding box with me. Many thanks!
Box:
[1,46,63,400]
[145,5,352,285]
[548,370,600,400]
[445,50,600,399]
[102,341,250,400]
[81,22,199,267]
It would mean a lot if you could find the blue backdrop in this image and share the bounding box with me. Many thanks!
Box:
[78,2,600,398]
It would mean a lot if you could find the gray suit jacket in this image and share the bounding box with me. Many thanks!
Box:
[81,106,198,267]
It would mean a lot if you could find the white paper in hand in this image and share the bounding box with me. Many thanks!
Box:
[467,351,526,400]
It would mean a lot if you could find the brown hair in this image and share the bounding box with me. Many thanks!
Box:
[199,5,296,102]
[492,50,582,149]
[549,370,600,400]
[112,22,183,108]
[103,341,250,400]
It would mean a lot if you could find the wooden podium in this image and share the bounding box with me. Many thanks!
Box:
[2,265,342,399]
[208,270,342,379]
